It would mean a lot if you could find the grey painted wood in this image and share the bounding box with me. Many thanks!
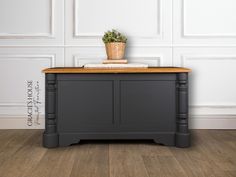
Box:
[43,73,190,148]
[58,80,114,132]
[43,74,59,148]
[120,80,176,131]
[176,73,190,147]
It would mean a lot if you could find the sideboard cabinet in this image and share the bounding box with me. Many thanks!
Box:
[42,67,191,148]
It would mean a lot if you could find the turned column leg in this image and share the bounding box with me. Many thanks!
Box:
[43,74,59,148]
[176,73,190,148]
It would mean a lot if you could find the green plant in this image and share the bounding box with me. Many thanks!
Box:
[102,29,127,44]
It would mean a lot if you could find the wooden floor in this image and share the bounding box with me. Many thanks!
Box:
[0,130,236,177]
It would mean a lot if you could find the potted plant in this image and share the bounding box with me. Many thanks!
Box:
[102,29,127,60]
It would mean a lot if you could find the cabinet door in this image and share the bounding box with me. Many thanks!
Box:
[120,80,176,131]
[57,77,114,132]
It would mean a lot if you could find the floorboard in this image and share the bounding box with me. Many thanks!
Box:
[0,130,235,177]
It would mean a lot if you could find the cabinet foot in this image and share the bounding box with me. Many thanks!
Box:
[175,132,190,148]
[153,136,175,146]
[43,132,59,148]
[59,136,81,147]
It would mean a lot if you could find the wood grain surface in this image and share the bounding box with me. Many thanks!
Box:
[0,130,235,177]
[42,67,191,74]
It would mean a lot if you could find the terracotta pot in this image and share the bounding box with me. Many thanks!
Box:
[105,42,126,60]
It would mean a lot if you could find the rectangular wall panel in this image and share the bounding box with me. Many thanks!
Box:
[0,55,54,103]
[174,47,236,116]
[182,56,236,105]
[0,0,52,36]
[74,0,160,37]
[0,0,64,45]
[183,0,236,37]
[173,0,236,45]
[174,47,236,128]
[0,48,64,129]
[65,0,172,46]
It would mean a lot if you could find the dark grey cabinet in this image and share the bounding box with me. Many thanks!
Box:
[43,68,191,148]
[58,79,114,132]
[120,80,176,131]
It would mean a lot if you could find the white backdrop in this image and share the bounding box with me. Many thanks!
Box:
[0,0,235,129]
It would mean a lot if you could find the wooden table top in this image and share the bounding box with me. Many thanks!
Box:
[43,67,191,74]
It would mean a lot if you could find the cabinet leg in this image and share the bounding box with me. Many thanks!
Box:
[43,132,59,148]
[43,74,59,148]
[176,73,191,148]
[175,132,190,148]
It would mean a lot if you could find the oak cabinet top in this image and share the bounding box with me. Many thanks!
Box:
[43,67,191,74]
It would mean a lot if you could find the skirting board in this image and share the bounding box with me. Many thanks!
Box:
[189,115,236,129]
[0,116,235,129]
[0,117,45,129]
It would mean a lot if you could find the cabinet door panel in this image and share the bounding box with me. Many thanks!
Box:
[58,80,114,132]
[120,80,176,131]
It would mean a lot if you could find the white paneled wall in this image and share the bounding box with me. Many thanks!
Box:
[0,0,235,129]
[173,0,236,45]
